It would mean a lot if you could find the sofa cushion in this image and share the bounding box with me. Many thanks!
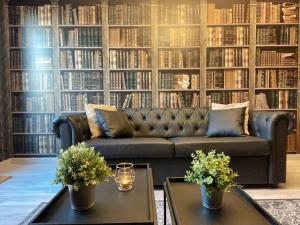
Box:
[85,137,174,159]
[169,136,270,157]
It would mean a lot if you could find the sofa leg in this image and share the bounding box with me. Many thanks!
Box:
[271,184,278,188]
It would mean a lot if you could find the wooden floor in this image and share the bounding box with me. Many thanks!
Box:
[0,155,300,225]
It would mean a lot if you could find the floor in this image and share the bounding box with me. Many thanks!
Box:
[0,155,299,225]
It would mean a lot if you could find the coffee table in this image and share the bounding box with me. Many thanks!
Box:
[30,164,157,225]
[163,178,280,225]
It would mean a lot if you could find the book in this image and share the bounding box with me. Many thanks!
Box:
[59,28,102,47]
[110,92,152,108]
[159,49,200,68]
[60,71,103,90]
[61,93,104,111]
[10,50,52,69]
[256,26,298,45]
[60,50,103,69]
[256,49,297,66]
[159,27,200,47]
[206,70,248,89]
[256,69,297,88]
[109,50,151,69]
[206,91,249,106]
[12,93,55,112]
[207,48,249,67]
[159,92,199,108]
[13,114,55,133]
[110,71,151,90]
[256,90,297,109]
[159,72,199,90]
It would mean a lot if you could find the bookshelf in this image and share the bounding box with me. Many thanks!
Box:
[3,0,300,155]
[255,0,299,153]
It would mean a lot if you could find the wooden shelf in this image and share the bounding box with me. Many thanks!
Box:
[206,67,249,70]
[59,47,102,49]
[109,68,152,71]
[158,68,200,70]
[255,109,297,111]
[256,45,298,47]
[9,25,52,28]
[12,133,54,135]
[158,89,200,92]
[158,46,201,49]
[10,47,53,49]
[108,47,151,49]
[11,112,55,114]
[11,90,55,93]
[10,69,54,71]
[158,24,200,27]
[110,90,152,92]
[206,88,249,91]
[255,87,298,90]
[207,45,250,48]
[59,25,102,27]
[59,68,103,71]
[60,90,104,93]
[207,23,250,27]
[256,66,298,69]
[256,23,298,26]
[108,24,151,27]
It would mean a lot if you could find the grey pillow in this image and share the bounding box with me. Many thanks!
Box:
[95,109,133,138]
[206,108,246,137]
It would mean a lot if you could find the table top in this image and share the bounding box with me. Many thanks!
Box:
[30,164,157,225]
[164,177,280,225]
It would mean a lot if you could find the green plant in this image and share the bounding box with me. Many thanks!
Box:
[185,150,238,196]
[53,142,112,190]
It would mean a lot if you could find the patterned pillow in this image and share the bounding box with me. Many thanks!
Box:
[212,101,249,135]
[85,104,117,138]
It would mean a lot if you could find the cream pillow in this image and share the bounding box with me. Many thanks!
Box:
[211,101,249,135]
[85,104,117,138]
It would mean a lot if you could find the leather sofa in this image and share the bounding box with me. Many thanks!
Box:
[53,108,290,186]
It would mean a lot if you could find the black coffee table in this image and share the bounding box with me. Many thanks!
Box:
[30,164,157,225]
[163,178,280,225]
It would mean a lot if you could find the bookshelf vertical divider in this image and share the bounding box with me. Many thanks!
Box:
[200,0,208,107]
[297,0,300,153]
[249,0,257,110]
[3,0,13,157]
[51,0,60,150]
[101,0,110,105]
[151,0,159,108]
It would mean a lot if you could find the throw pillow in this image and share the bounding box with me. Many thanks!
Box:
[85,104,117,138]
[207,108,246,137]
[212,101,249,135]
[95,109,133,138]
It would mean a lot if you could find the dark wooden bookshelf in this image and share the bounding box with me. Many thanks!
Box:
[3,0,300,155]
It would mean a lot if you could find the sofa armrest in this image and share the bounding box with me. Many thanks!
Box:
[53,115,91,150]
[250,111,290,184]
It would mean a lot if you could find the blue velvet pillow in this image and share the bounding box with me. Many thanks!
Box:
[206,108,246,137]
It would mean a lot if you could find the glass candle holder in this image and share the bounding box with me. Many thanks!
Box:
[114,162,135,191]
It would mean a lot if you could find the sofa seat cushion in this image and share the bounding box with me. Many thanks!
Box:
[85,137,174,159]
[169,136,270,157]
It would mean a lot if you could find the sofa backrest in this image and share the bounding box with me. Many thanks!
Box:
[122,108,209,138]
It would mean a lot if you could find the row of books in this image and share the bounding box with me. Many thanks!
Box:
[158,49,200,68]
[207,4,249,24]
[60,4,102,25]
[206,91,249,106]
[60,50,103,69]
[13,114,55,133]
[10,50,53,69]
[60,72,103,90]
[256,50,297,66]
[207,26,249,46]
[108,3,151,25]
[59,28,102,47]
[282,2,299,23]
[13,135,56,154]
[109,50,151,69]
[11,71,53,91]
[110,71,152,90]
[12,94,55,112]
[256,2,298,24]
[110,92,152,109]
[157,4,201,25]
[255,90,297,109]
[9,27,52,47]
[109,28,151,47]
[159,92,200,108]
[61,93,104,111]
[159,73,199,90]
[206,70,249,89]
[256,69,298,88]
[9,5,52,25]
[207,48,249,67]
[256,27,298,45]
[158,28,200,47]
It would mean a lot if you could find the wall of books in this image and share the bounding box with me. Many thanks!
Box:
[4,0,300,155]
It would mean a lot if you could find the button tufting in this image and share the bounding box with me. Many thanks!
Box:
[150,126,154,130]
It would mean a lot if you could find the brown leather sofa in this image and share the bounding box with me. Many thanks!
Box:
[53,108,290,186]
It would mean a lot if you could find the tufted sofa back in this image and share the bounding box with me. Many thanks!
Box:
[122,108,209,138]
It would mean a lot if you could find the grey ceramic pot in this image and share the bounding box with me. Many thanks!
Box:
[68,185,96,211]
[200,186,224,209]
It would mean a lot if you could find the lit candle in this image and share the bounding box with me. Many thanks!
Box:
[119,175,131,190]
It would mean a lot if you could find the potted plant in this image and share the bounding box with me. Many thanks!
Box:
[53,142,112,211]
[185,150,238,209]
